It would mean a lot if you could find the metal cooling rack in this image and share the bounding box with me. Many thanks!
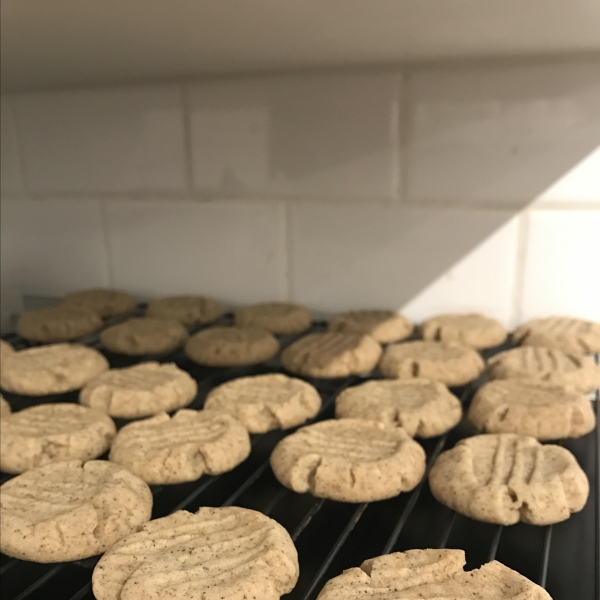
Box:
[0,314,598,600]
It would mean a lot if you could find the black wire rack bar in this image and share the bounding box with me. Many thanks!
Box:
[0,318,597,600]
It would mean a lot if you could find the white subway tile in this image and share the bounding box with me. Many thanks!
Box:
[12,85,186,193]
[0,96,25,195]
[289,203,517,323]
[189,72,399,199]
[520,209,600,322]
[105,200,286,303]
[0,199,109,295]
[408,60,600,204]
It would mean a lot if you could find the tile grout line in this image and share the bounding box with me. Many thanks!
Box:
[6,95,31,196]
[511,211,530,327]
[397,69,411,204]
[180,82,196,197]
[283,201,292,302]
[389,70,402,203]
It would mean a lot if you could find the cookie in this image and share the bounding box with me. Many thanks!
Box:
[100,317,189,355]
[335,379,462,438]
[0,396,11,419]
[429,433,589,525]
[0,343,109,396]
[16,305,102,343]
[0,460,152,562]
[92,507,299,600]
[487,346,600,394]
[205,373,322,433]
[0,403,116,474]
[235,302,312,334]
[328,309,413,344]
[468,379,596,440]
[62,288,137,317]
[109,409,251,484]
[316,549,551,600]
[379,341,484,386]
[80,362,197,419]
[146,295,223,326]
[1,339,14,362]
[185,326,279,367]
[281,332,382,378]
[513,316,600,355]
[270,419,425,502]
[421,313,507,349]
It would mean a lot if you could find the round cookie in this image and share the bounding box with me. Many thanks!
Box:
[1,339,14,362]
[0,344,109,396]
[92,507,299,600]
[1,403,116,474]
[316,549,552,600]
[429,433,589,526]
[235,302,312,335]
[487,346,600,394]
[205,373,322,433]
[270,419,426,502]
[185,326,279,367]
[80,362,197,419]
[0,460,152,562]
[109,409,250,484]
[335,379,462,438]
[16,305,102,343]
[420,313,507,349]
[62,288,137,317]
[0,396,11,419]
[328,309,413,344]
[513,316,600,355]
[100,317,188,355]
[468,379,596,440]
[146,295,223,326]
[281,332,382,378]
[379,341,484,386]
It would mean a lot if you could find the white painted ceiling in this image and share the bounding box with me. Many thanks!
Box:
[2,0,600,92]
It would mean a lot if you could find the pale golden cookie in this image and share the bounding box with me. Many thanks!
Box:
[328,309,413,344]
[16,305,102,343]
[281,332,382,378]
[513,316,600,355]
[487,346,600,394]
[235,302,312,334]
[205,373,322,433]
[0,396,11,419]
[185,326,279,367]
[316,549,551,600]
[270,419,425,502]
[468,379,596,440]
[92,507,299,600]
[109,409,250,484]
[429,433,589,525]
[1,339,15,362]
[421,313,507,349]
[379,341,484,386]
[335,379,461,438]
[100,317,188,355]
[62,288,137,317]
[1,403,116,474]
[0,343,109,396]
[80,362,197,419]
[146,295,223,326]
[0,460,152,562]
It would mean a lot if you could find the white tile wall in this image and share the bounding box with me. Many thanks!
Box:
[12,85,187,193]
[0,199,109,294]
[1,57,599,328]
[407,59,600,205]
[188,72,400,199]
[104,200,286,304]
[520,210,600,322]
[0,96,24,194]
